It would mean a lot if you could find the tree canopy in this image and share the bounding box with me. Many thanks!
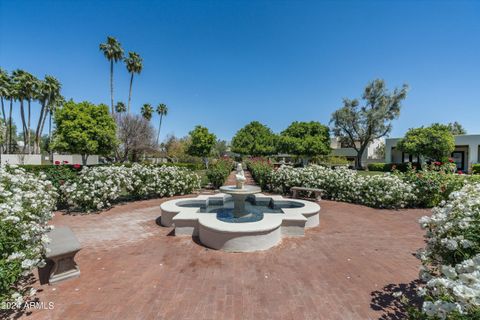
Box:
[277,121,330,158]
[397,123,455,162]
[330,79,408,168]
[187,125,216,167]
[51,100,117,164]
[446,121,466,135]
[231,121,277,156]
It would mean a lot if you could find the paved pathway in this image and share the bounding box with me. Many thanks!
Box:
[19,171,429,320]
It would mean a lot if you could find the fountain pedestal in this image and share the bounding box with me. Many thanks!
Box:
[218,185,261,218]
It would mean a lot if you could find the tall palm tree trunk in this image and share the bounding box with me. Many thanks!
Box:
[127,73,134,113]
[8,99,12,153]
[48,111,52,160]
[27,99,31,154]
[1,97,5,153]
[35,102,46,154]
[19,100,27,152]
[110,60,114,114]
[156,114,163,145]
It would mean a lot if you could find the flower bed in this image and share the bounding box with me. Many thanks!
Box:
[0,166,57,305]
[61,164,201,212]
[269,165,415,209]
[206,159,234,189]
[409,183,480,319]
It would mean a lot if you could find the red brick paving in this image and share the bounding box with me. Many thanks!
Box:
[19,171,429,320]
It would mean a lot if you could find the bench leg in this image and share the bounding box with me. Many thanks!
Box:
[292,190,298,198]
[48,251,81,284]
[315,192,322,201]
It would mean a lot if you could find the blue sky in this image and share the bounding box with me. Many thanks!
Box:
[1,0,479,141]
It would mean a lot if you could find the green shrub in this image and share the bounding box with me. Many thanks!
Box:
[367,163,387,171]
[245,158,274,190]
[395,164,470,207]
[314,155,350,166]
[472,163,480,174]
[206,159,234,188]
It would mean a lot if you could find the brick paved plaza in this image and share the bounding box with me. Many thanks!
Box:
[18,173,429,320]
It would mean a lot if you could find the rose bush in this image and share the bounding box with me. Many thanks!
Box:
[0,166,57,305]
[269,165,415,209]
[61,164,201,212]
[408,183,480,319]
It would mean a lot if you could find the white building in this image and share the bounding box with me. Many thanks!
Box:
[385,134,480,172]
[330,137,384,166]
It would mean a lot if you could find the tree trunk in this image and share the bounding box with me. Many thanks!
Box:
[27,99,31,154]
[355,147,367,169]
[19,100,27,152]
[204,157,209,169]
[127,73,133,113]
[48,111,52,160]
[110,60,114,114]
[156,114,163,145]
[34,102,46,154]
[1,97,5,153]
[8,99,12,153]
[81,154,89,165]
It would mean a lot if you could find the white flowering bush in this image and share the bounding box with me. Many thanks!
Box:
[0,166,57,304]
[410,183,480,319]
[270,165,415,209]
[61,164,201,212]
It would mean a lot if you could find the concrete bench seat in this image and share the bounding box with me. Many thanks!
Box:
[39,226,81,284]
[291,186,324,201]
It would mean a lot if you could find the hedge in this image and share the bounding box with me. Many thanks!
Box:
[206,159,234,188]
[472,163,480,174]
[367,162,421,172]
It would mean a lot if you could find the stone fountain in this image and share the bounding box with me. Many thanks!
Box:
[218,163,261,221]
[160,162,321,252]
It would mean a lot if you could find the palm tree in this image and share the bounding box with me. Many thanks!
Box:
[115,101,127,113]
[141,103,153,121]
[99,36,124,113]
[21,72,38,154]
[124,52,143,113]
[34,76,61,153]
[155,103,168,145]
[0,68,9,151]
[47,95,64,155]
[3,74,16,153]
[11,70,28,151]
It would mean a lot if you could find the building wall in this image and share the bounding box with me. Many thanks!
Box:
[385,135,480,171]
[1,154,42,166]
[53,154,99,165]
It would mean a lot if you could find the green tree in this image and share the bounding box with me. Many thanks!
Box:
[0,68,9,151]
[446,121,466,135]
[124,51,143,113]
[115,101,127,113]
[213,139,229,157]
[397,124,455,163]
[99,36,124,113]
[1,71,16,153]
[141,103,153,121]
[277,121,330,164]
[51,100,117,164]
[187,125,216,168]
[331,79,408,169]
[155,103,168,145]
[231,121,277,156]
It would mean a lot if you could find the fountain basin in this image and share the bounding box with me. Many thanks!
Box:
[160,193,321,252]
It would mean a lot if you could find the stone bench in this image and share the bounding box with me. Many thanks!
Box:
[291,186,324,201]
[38,227,81,284]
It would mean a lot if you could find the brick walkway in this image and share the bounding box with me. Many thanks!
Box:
[19,171,429,320]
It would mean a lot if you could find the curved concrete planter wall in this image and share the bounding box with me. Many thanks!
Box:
[160,193,320,252]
